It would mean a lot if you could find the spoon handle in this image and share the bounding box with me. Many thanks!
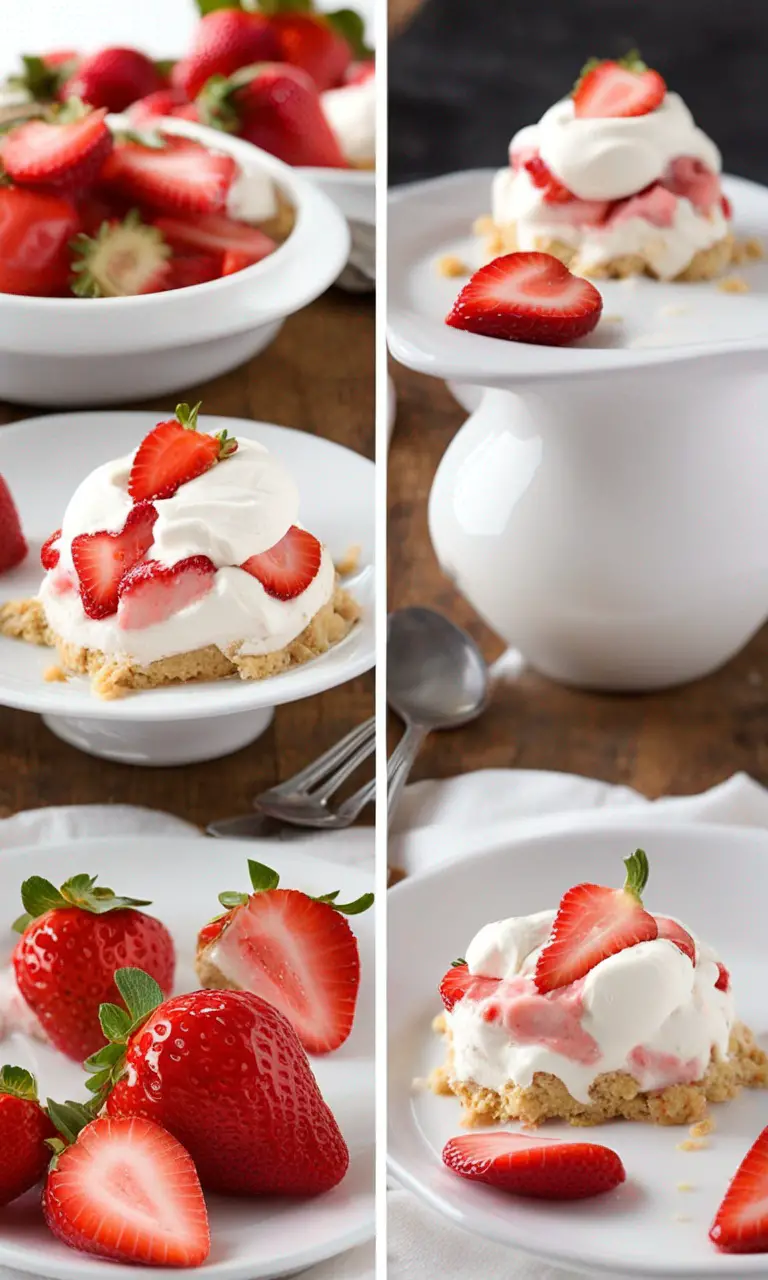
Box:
[387,722,428,825]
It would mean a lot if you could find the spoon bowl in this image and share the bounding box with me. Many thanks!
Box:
[387,607,489,728]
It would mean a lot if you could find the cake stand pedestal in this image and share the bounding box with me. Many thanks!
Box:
[42,706,275,766]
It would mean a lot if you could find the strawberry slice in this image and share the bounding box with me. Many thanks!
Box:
[609,183,677,228]
[1,106,112,196]
[721,194,733,220]
[439,961,500,1012]
[446,252,603,347]
[662,156,721,215]
[43,1114,210,1267]
[127,87,192,127]
[152,211,276,263]
[128,402,238,502]
[655,916,695,962]
[101,137,236,216]
[716,962,731,993]
[70,210,172,298]
[40,529,61,571]
[442,1132,626,1200]
[711,1126,768,1252]
[222,248,257,276]
[573,54,666,120]
[534,850,658,993]
[118,556,216,630]
[241,526,322,601]
[166,253,222,290]
[524,155,574,204]
[71,501,157,620]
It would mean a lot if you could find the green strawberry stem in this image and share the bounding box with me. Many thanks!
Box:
[82,967,165,1109]
[13,872,152,934]
[176,401,202,431]
[214,858,374,917]
[622,849,650,903]
[0,1064,40,1102]
[574,49,648,94]
[46,1098,100,1159]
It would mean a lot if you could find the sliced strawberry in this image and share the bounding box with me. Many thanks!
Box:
[716,962,731,993]
[127,87,191,127]
[0,188,80,296]
[534,850,658,994]
[128,402,237,502]
[43,1114,210,1267]
[222,248,257,276]
[118,556,216,630]
[101,137,236,216]
[609,183,677,228]
[1,107,112,196]
[0,476,27,575]
[439,961,500,1012]
[70,210,172,298]
[662,156,721,215]
[344,59,375,87]
[524,155,574,204]
[197,910,233,951]
[655,916,695,963]
[510,142,538,172]
[152,211,276,263]
[40,528,61,571]
[240,526,322,601]
[574,55,666,119]
[711,1126,768,1253]
[443,1132,626,1200]
[446,252,603,347]
[76,190,132,237]
[166,253,222,290]
[721,194,733,220]
[71,501,157,620]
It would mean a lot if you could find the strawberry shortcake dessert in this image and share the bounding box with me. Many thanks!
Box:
[434,851,768,1127]
[0,404,359,697]
[483,54,733,281]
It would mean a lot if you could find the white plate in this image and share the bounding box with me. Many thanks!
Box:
[388,819,768,1278]
[0,412,375,722]
[388,169,768,384]
[0,835,375,1279]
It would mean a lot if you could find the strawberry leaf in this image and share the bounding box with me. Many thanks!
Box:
[196,0,250,13]
[257,0,315,14]
[83,1041,123,1072]
[99,1003,133,1043]
[19,872,152,923]
[247,860,281,893]
[623,849,650,902]
[19,876,68,920]
[329,891,374,916]
[46,1098,95,1146]
[0,1064,38,1101]
[11,912,32,934]
[218,891,250,908]
[115,967,163,1030]
[326,9,372,58]
[175,401,203,431]
[153,59,177,79]
[85,1068,114,1095]
[451,957,467,968]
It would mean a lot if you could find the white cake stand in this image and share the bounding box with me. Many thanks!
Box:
[388,169,768,691]
[0,413,375,765]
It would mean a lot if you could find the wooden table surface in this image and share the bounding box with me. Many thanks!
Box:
[388,364,768,798]
[0,289,375,829]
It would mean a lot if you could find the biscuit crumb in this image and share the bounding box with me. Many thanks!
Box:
[411,1077,429,1093]
[690,1117,715,1139]
[677,1139,709,1152]
[473,215,495,237]
[677,1182,696,1192]
[335,544,361,576]
[732,237,764,265]
[718,275,749,294]
[428,1065,453,1097]
[437,254,470,278]
[43,665,67,683]
[602,314,624,323]
[432,1013,447,1035]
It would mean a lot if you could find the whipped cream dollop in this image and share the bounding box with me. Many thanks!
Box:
[0,965,47,1043]
[226,166,279,224]
[322,77,376,166]
[449,910,733,1104]
[39,438,335,667]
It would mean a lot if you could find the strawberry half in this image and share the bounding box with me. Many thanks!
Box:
[241,526,322,601]
[716,963,731,993]
[71,501,157,620]
[127,87,192,127]
[573,53,666,120]
[534,850,658,994]
[443,1132,626,1200]
[128,401,238,503]
[655,916,696,962]
[439,961,500,1012]
[101,136,236,216]
[446,252,603,347]
[152,211,276,264]
[524,155,573,203]
[711,1126,768,1253]
[70,210,172,298]
[1,106,112,196]
[118,556,216,630]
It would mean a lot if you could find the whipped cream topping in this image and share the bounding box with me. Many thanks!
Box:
[449,910,734,1104]
[226,166,279,224]
[322,77,376,165]
[0,965,47,1043]
[39,438,335,667]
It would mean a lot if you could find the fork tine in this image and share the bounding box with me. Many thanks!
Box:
[336,776,376,823]
[310,728,376,803]
[257,717,375,802]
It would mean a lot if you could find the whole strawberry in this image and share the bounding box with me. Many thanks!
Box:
[179,9,280,101]
[12,873,175,1061]
[0,1066,55,1206]
[268,7,360,91]
[0,475,27,574]
[62,47,167,113]
[89,967,349,1196]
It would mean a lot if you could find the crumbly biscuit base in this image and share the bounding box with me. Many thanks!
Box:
[434,1021,768,1127]
[260,189,297,243]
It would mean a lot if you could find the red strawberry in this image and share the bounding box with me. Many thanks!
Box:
[76,189,132,237]
[344,59,375,87]
[43,1114,210,1267]
[12,872,174,1061]
[0,476,27,574]
[179,9,280,101]
[70,210,172,298]
[0,1066,56,1207]
[152,211,276,263]
[439,961,500,1012]
[128,401,238,503]
[222,248,254,275]
[655,916,696,963]
[127,87,191,127]
[711,1126,768,1252]
[721,194,733,220]
[573,54,666,120]
[610,183,677,228]
[62,47,166,114]
[662,156,721,215]
[0,189,80,295]
[195,858,373,1054]
[166,252,222,289]
[71,500,157,619]
[534,850,658,993]
[1,106,112,196]
[443,1132,626,1200]
[241,525,322,600]
[40,528,61,571]
[716,962,731,993]
[200,63,348,169]
[524,155,574,203]
[270,12,353,92]
[101,137,236,216]
[118,556,216,630]
[92,968,350,1195]
[446,252,603,347]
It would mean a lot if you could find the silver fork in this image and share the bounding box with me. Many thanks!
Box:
[206,716,376,837]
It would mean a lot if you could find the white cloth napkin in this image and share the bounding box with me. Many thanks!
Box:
[0,805,374,1280]
[389,768,768,1278]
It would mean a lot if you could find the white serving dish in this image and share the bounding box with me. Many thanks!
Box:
[388,170,768,692]
[388,815,768,1278]
[301,168,376,291]
[0,835,374,1280]
[0,118,350,407]
[0,411,375,765]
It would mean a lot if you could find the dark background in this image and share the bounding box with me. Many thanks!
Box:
[389,0,768,186]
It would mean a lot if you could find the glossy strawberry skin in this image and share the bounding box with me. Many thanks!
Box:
[105,988,349,1196]
[439,962,499,1012]
[0,1093,55,1206]
[13,908,175,1061]
[0,188,80,296]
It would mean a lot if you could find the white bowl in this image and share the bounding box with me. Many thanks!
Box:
[0,411,375,765]
[0,118,351,407]
[301,168,375,291]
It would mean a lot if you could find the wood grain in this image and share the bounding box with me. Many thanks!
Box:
[0,291,375,828]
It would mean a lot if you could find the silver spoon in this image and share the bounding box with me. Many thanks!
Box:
[387,607,489,823]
